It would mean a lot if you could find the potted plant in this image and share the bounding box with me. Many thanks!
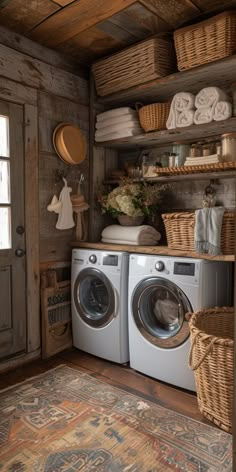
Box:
[98,181,166,226]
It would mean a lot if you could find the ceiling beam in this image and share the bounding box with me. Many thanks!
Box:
[29,0,138,47]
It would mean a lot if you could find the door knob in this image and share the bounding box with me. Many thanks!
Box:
[15,249,26,257]
[16,225,25,235]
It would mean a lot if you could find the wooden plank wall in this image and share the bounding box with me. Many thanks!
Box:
[0,26,89,264]
[91,146,235,243]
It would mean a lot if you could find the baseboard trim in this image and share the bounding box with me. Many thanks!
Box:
[0,349,41,373]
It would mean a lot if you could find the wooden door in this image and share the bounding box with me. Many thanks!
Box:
[0,101,26,359]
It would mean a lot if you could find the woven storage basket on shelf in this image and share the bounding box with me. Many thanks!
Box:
[174,11,236,71]
[138,102,170,132]
[162,211,235,255]
[92,35,176,96]
[188,307,234,432]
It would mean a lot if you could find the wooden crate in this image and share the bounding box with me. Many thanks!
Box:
[41,270,72,359]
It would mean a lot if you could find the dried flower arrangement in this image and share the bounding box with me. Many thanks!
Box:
[98,180,167,219]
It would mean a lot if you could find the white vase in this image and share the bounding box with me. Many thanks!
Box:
[117,215,145,226]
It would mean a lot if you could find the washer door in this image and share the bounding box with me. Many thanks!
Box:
[132,277,192,348]
[74,268,115,328]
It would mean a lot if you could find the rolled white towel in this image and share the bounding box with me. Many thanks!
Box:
[95,121,140,138]
[166,92,195,129]
[102,224,161,243]
[95,127,142,142]
[176,109,194,128]
[195,87,228,109]
[194,107,214,125]
[96,107,135,122]
[175,92,195,111]
[96,112,138,129]
[102,238,160,246]
[213,101,232,121]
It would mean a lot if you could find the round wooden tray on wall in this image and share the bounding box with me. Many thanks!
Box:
[53,122,86,165]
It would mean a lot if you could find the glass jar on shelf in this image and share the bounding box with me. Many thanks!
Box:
[172,142,190,166]
[189,143,202,157]
[221,133,236,162]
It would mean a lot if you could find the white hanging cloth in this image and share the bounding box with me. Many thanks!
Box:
[56,178,75,230]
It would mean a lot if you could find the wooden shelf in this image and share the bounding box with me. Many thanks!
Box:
[104,170,236,184]
[97,54,236,107]
[95,117,236,149]
[71,242,235,262]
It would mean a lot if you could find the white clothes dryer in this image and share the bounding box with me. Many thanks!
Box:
[128,254,232,391]
[72,248,129,363]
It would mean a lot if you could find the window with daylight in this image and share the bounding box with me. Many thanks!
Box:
[0,115,11,249]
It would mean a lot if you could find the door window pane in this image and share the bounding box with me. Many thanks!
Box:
[0,116,9,157]
[0,160,10,203]
[0,207,11,249]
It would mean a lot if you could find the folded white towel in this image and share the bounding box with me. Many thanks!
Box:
[195,87,228,109]
[184,159,219,166]
[95,121,140,138]
[102,238,159,246]
[194,107,214,125]
[176,109,194,128]
[167,92,195,129]
[95,127,142,142]
[102,224,161,243]
[213,101,232,121]
[97,107,135,122]
[185,154,219,162]
[184,154,220,166]
[96,113,138,129]
[194,207,225,256]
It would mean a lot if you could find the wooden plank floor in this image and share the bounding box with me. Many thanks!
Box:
[0,348,212,427]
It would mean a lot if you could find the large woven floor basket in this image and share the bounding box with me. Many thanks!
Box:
[162,211,235,255]
[92,36,176,96]
[189,307,234,432]
[174,11,236,71]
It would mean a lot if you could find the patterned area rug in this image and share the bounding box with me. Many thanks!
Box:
[0,365,232,471]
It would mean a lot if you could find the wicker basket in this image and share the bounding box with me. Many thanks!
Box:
[162,211,235,255]
[138,102,170,132]
[188,307,233,432]
[174,11,236,71]
[92,35,176,97]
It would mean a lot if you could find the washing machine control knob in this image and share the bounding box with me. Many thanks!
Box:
[89,254,97,264]
[155,261,164,271]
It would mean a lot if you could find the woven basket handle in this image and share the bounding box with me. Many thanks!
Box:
[189,333,216,371]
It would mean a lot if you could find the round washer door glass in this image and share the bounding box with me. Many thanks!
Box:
[74,268,115,327]
[132,277,192,348]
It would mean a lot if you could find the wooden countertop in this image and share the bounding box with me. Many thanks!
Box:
[71,242,235,261]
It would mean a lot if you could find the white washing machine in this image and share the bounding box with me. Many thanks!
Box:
[128,254,232,391]
[71,248,129,363]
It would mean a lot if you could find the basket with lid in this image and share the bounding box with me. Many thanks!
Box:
[188,306,234,432]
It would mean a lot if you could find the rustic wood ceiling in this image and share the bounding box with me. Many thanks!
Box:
[0,0,236,66]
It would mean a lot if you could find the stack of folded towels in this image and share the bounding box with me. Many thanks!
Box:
[95,107,143,142]
[101,225,161,245]
[184,154,221,166]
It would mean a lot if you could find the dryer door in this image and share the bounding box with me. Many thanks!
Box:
[132,277,192,348]
[74,268,115,327]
